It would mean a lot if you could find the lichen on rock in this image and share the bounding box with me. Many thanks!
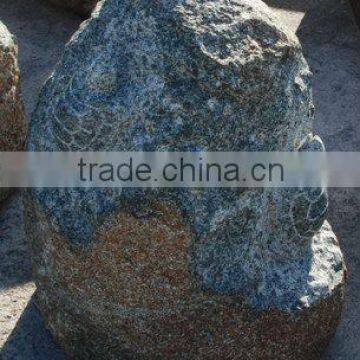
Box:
[25,0,346,358]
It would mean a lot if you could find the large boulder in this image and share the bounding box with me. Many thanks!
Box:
[44,0,98,17]
[0,22,26,201]
[25,0,346,358]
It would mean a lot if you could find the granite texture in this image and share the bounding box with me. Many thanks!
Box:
[44,0,98,16]
[0,21,26,202]
[25,0,346,358]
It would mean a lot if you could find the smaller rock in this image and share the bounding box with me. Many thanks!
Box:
[44,0,98,17]
[0,22,27,202]
[0,22,25,151]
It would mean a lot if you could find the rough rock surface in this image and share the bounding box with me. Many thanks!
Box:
[25,0,346,358]
[0,22,26,202]
[44,0,98,16]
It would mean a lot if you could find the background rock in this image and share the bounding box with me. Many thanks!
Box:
[25,0,345,358]
[0,21,26,202]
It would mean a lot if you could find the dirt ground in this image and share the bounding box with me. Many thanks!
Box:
[0,0,359,359]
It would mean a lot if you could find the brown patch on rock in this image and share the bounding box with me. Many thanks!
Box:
[25,197,346,359]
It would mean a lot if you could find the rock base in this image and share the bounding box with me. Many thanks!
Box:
[34,284,344,360]
[26,199,346,359]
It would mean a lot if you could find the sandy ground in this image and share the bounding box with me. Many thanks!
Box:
[0,0,359,358]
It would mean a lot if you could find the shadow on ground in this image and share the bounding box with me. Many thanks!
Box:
[265,0,315,12]
[0,294,64,360]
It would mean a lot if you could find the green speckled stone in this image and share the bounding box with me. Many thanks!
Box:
[45,0,98,16]
[25,0,346,358]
